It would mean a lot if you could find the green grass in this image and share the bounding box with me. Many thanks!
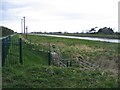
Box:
[26,35,119,72]
[2,34,119,88]
[4,35,48,67]
[2,65,118,88]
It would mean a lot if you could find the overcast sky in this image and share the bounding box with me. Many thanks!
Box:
[0,0,119,33]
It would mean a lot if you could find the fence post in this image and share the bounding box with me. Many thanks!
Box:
[30,39,32,48]
[48,43,51,65]
[70,61,72,67]
[19,38,22,64]
[67,61,68,67]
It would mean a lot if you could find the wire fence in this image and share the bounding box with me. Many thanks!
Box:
[2,36,11,66]
[32,40,99,70]
[1,35,99,70]
[50,44,99,70]
[1,35,50,67]
[1,36,22,66]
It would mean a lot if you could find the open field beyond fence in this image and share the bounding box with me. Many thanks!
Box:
[2,34,119,88]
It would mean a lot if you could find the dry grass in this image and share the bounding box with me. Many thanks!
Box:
[96,56,118,75]
[55,42,118,75]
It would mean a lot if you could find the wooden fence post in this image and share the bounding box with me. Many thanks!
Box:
[19,38,22,64]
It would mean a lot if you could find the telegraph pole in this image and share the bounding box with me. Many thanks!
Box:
[21,19,23,34]
[23,16,25,34]
[26,26,28,39]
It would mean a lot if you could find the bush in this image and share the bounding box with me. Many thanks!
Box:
[0,26,14,37]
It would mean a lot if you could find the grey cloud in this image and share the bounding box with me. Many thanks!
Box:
[0,0,46,21]
[1,1,26,11]
[62,13,84,20]
[52,11,85,20]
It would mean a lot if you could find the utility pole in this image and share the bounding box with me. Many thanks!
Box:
[26,26,28,39]
[21,19,23,34]
[23,16,25,34]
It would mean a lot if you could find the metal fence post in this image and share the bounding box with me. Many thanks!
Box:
[67,61,68,67]
[19,38,22,64]
[70,61,72,67]
[48,43,51,65]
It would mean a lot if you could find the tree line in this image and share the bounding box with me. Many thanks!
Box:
[31,27,119,35]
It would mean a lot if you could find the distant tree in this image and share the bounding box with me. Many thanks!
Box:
[98,27,114,34]
[89,27,97,33]
[115,32,120,35]
[89,28,96,32]
[75,32,79,34]
[58,32,62,34]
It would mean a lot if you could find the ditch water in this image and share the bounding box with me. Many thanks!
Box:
[30,34,120,44]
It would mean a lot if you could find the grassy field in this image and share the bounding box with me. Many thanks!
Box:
[2,34,119,88]
[27,35,119,74]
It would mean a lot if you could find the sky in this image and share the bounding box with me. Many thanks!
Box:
[0,0,119,33]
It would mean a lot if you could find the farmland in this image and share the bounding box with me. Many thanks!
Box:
[2,34,119,88]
